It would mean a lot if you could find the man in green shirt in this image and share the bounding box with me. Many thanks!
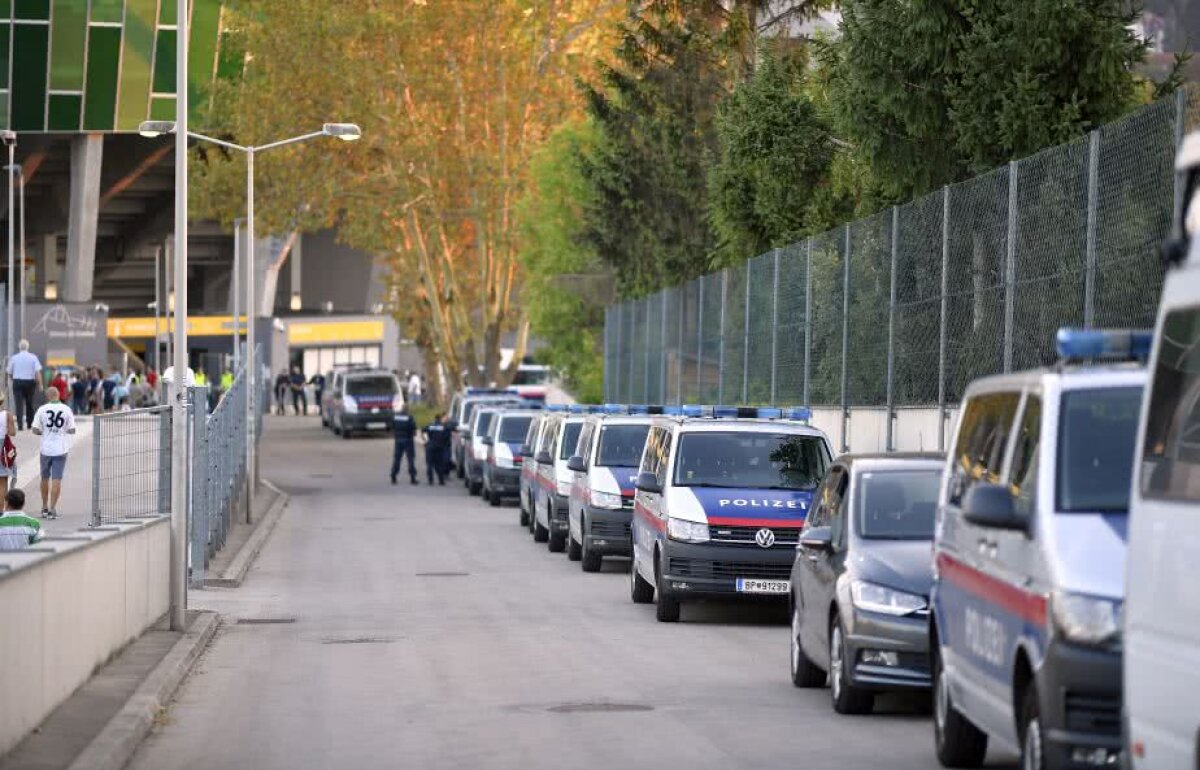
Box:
[0,490,40,550]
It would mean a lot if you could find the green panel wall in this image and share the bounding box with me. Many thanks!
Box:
[187,0,220,115]
[10,23,48,130]
[47,92,81,129]
[82,26,120,129]
[49,0,88,91]
[115,0,156,127]
[152,28,175,93]
[89,0,123,23]
[14,0,50,19]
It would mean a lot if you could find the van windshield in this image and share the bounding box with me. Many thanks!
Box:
[1057,386,1143,513]
[597,425,650,467]
[673,432,829,490]
[346,376,395,396]
[857,470,940,539]
[498,416,533,443]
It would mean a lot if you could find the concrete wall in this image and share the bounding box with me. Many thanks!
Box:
[809,406,961,457]
[0,517,169,758]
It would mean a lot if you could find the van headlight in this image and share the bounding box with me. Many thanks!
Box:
[851,580,927,616]
[590,490,623,509]
[667,518,710,543]
[1051,592,1121,645]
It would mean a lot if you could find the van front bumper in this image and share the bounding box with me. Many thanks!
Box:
[486,466,522,497]
[583,505,633,556]
[1038,638,1122,769]
[659,541,794,600]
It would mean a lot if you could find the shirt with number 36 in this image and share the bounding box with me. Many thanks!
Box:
[34,403,75,457]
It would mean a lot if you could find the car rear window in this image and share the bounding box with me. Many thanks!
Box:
[498,415,533,443]
[346,376,395,396]
[1057,386,1143,513]
[857,470,940,539]
[559,422,583,459]
[597,425,650,467]
[673,432,830,490]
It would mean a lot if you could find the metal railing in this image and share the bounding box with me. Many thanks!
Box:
[91,405,172,525]
[604,86,1199,450]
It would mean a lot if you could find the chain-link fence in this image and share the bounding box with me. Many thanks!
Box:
[605,87,1191,431]
[91,406,172,524]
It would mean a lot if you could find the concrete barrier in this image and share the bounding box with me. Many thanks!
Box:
[0,516,169,758]
[807,406,958,455]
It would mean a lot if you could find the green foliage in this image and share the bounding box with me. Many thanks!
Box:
[517,122,606,404]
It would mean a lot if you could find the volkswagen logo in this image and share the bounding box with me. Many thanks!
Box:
[755,528,776,548]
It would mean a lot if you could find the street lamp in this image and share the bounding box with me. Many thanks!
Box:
[137,119,361,521]
[44,281,57,301]
[3,129,16,377]
[3,164,27,341]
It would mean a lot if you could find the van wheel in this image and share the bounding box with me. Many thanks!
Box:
[548,530,566,553]
[630,557,654,604]
[654,557,680,622]
[830,615,874,714]
[488,489,501,507]
[468,480,481,496]
[567,531,582,561]
[791,603,825,688]
[533,519,549,543]
[1020,686,1044,770]
[580,534,602,573]
[519,495,529,526]
[933,645,988,767]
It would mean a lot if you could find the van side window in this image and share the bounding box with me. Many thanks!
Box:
[1142,306,1200,501]
[524,418,540,449]
[828,470,850,548]
[654,430,673,485]
[640,428,663,479]
[1009,396,1041,516]
[578,424,595,460]
[950,392,1022,506]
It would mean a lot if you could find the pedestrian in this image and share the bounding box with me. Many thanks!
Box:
[101,368,119,412]
[31,386,75,519]
[289,366,307,415]
[274,370,289,415]
[6,339,42,431]
[0,391,16,496]
[49,369,69,402]
[0,490,39,551]
[390,404,419,485]
[69,373,87,415]
[407,371,422,404]
[309,372,326,417]
[87,367,101,414]
[421,412,452,486]
[146,367,158,389]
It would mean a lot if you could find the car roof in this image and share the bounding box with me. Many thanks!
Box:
[587,414,657,426]
[963,365,1146,397]
[656,417,829,438]
[836,453,945,471]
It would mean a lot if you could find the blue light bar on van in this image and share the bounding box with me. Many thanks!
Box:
[680,405,708,417]
[545,404,567,412]
[1056,328,1153,362]
[711,405,783,419]
[783,407,812,422]
[660,406,683,415]
[465,387,519,396]
[602,403,628,414]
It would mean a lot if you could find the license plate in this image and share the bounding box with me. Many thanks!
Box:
[366,421,386,429]
[736,578,789,594]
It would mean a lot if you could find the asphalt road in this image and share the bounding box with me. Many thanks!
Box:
[129,416,1017,770]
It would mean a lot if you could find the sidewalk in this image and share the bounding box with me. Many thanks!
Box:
[8,416,94,534]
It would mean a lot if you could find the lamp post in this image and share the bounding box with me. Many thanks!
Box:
[1,163,28,339]
[232,218,243,372]
[3,130,15,376]
[137,120,361,520]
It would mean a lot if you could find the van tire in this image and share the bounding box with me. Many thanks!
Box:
[654,558,681,623]
[533,520,549,543]
[567,532,582,561]
[548,531,566,553]
[1019,685,1044,770]
[630,558,654,604]
[488,489,501,507]
[933,645,988,768]
[581,537,602,572]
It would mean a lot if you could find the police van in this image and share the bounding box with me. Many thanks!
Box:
[531,407,588,552]
[1124,132,1200,770]
[481,408,539,507]
[566,406,659,572]
[464,406,504,496]
[930,329,1147,770]
[519,411,551,527]
[629,406,832,623]
[449,389,524,479]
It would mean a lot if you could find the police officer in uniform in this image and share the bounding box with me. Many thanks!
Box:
[422,413,451,486]
[390,404,419,485]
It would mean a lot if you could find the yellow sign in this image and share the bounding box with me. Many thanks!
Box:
[287,320,385,345]
[107,316,248,338]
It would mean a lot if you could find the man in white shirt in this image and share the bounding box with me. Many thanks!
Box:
[31,387,76,519]
[6,339,42,431]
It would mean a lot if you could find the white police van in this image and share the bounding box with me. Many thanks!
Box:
[449,388,524,478]
[565,406,659,572]
[532,406,590,552]
[519,411,551,527]
[629,406,832,623]
[1123,132,1200,770]
[931,329,1147,770]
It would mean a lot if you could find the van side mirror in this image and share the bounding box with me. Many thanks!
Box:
[566,456,586,473]
[482,436,493,446]
[799,526,832,552]
[636,472,662,494]
[962,483,1025,531]
[536,450,553,465]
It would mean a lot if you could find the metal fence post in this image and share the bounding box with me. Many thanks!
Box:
[676,289,684,404]
[603,308,611,402]
[188,386,208,588]
[803,238,812,407]
[1174,88,1188,227]
[660,292,668,404]
[770,248,780,405]
[627,302,636,403]
[613,303,623,403]
[643,297,651,404]
[718,269,728,404]
[91,415,102,526]
[696,279,704,400]
[886,207,898,452]
[938,186,950,452]
[1004,160,1018,373]
[1084,130,1100,328]
[742,259,751,404]
[840,225,851,452]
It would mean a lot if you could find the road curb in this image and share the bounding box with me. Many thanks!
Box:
[65,611,219,770]
[204,480,289,588]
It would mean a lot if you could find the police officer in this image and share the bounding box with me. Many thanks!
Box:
[422,413,451,486]
[390,405,418,485]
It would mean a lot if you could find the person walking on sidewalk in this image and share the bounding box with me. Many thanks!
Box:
[0,392,16,496]
[7,340,42,430]
[32,387,76,519]
[421,413,452,486]
[0,490,39,550]
[390,405,419,485]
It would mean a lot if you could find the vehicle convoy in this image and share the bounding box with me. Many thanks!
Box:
[930,329,1146,770]
[629,406,832,623]
[1124,133,1200,770]
[566,407,656,571]
[519,411,549,527]
[464,407,501,496]
[449,389,524,478]
[481,409,537,506]
[789,453,943,715]
[327,369,405,439]
[531,407,587,551]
